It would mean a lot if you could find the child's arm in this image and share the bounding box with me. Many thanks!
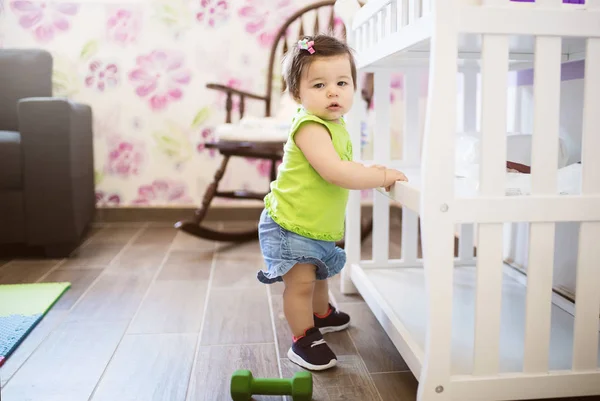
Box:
[294,121,407,190]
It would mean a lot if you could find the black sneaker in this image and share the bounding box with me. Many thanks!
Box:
[313,303,350,334]
[287,327,337,371]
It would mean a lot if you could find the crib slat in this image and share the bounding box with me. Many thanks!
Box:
[572,38,600,371]
[372,16,378,45]
[401,69,421,264]
[459,66,478,263]
[473,34,509,376]
[401,0,409,27]
[402,208,419,263]
[381,7,388,39]
[390,0,398,32]
[408,0,420,23]
[403,69,421,165]
[373,71,391,264]
[523,36,562,373]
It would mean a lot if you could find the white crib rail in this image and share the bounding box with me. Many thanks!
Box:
[351,0,593,59]
[352,0,432,54]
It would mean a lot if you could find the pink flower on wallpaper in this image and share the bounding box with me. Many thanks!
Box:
[132,179,193,205]
[106,7,142,45]
[9,1,79,43]
[105,140,145,178]
[388,73,403,105]
[196,127,217,158]
[368,73,407,110]
[128,50,191,111]
[195,0,229,28]
[96,191,121,206]
[238,0,295,47]
[85,60,119,92]
[212,76,250,113]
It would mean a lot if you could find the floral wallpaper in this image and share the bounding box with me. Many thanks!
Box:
[0,0,407,207]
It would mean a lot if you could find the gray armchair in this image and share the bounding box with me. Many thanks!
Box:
[0,49,95,257]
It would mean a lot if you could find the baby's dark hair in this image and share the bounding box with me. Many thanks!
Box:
[282,34,357,100]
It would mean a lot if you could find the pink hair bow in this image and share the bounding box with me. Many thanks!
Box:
[298,38,315,54]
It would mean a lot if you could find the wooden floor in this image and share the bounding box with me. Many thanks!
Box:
[0,220,597,401]
[0,220,415,401]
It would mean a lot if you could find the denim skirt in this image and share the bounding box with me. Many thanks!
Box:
[256,209,346,284]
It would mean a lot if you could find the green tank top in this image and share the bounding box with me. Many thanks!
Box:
[264,107,353,242]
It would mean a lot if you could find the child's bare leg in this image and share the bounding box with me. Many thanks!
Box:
[312,278,330,316]
[282,263,316,337]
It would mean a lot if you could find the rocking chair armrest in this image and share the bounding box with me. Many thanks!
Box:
[205,83,268,101]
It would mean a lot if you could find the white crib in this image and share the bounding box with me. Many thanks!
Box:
[338,0,600,400]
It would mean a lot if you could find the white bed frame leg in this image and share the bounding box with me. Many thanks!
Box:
[473,33,509,376]
[417,0,458,399]
[341,71,366,295]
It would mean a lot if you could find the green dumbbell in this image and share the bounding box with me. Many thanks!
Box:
[230,369,312,401]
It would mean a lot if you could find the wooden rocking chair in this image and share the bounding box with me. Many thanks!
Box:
[175,0,373,247]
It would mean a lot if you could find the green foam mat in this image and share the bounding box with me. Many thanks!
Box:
[0,282,70,367]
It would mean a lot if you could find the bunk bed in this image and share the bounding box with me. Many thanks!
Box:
[337,0,600,399]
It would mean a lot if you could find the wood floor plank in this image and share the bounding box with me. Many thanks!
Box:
[41,268,103,310]
[132,226,178,247]
[0,309,67,386]
[211,253,264,289]
[280,355,382,401]
[216,240,261,257]
[339,302,409,373]
[201,288,273,345]
[157,252,213,281]
[1,320,128,401]
[61,244,124,270]
[89,333,197,401]
[188,344,281,401]
[171,230,216,252]
[128,280,207,334]
[370,372,418,401]
[83,227,139,246]
[107,244,166,276]
[215,221,261,256]
[65,270,154,323]
[0,260,60,284]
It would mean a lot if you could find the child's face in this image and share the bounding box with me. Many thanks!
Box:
[297,55,354,122]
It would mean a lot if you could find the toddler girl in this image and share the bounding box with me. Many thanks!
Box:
[257,34,408,371]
